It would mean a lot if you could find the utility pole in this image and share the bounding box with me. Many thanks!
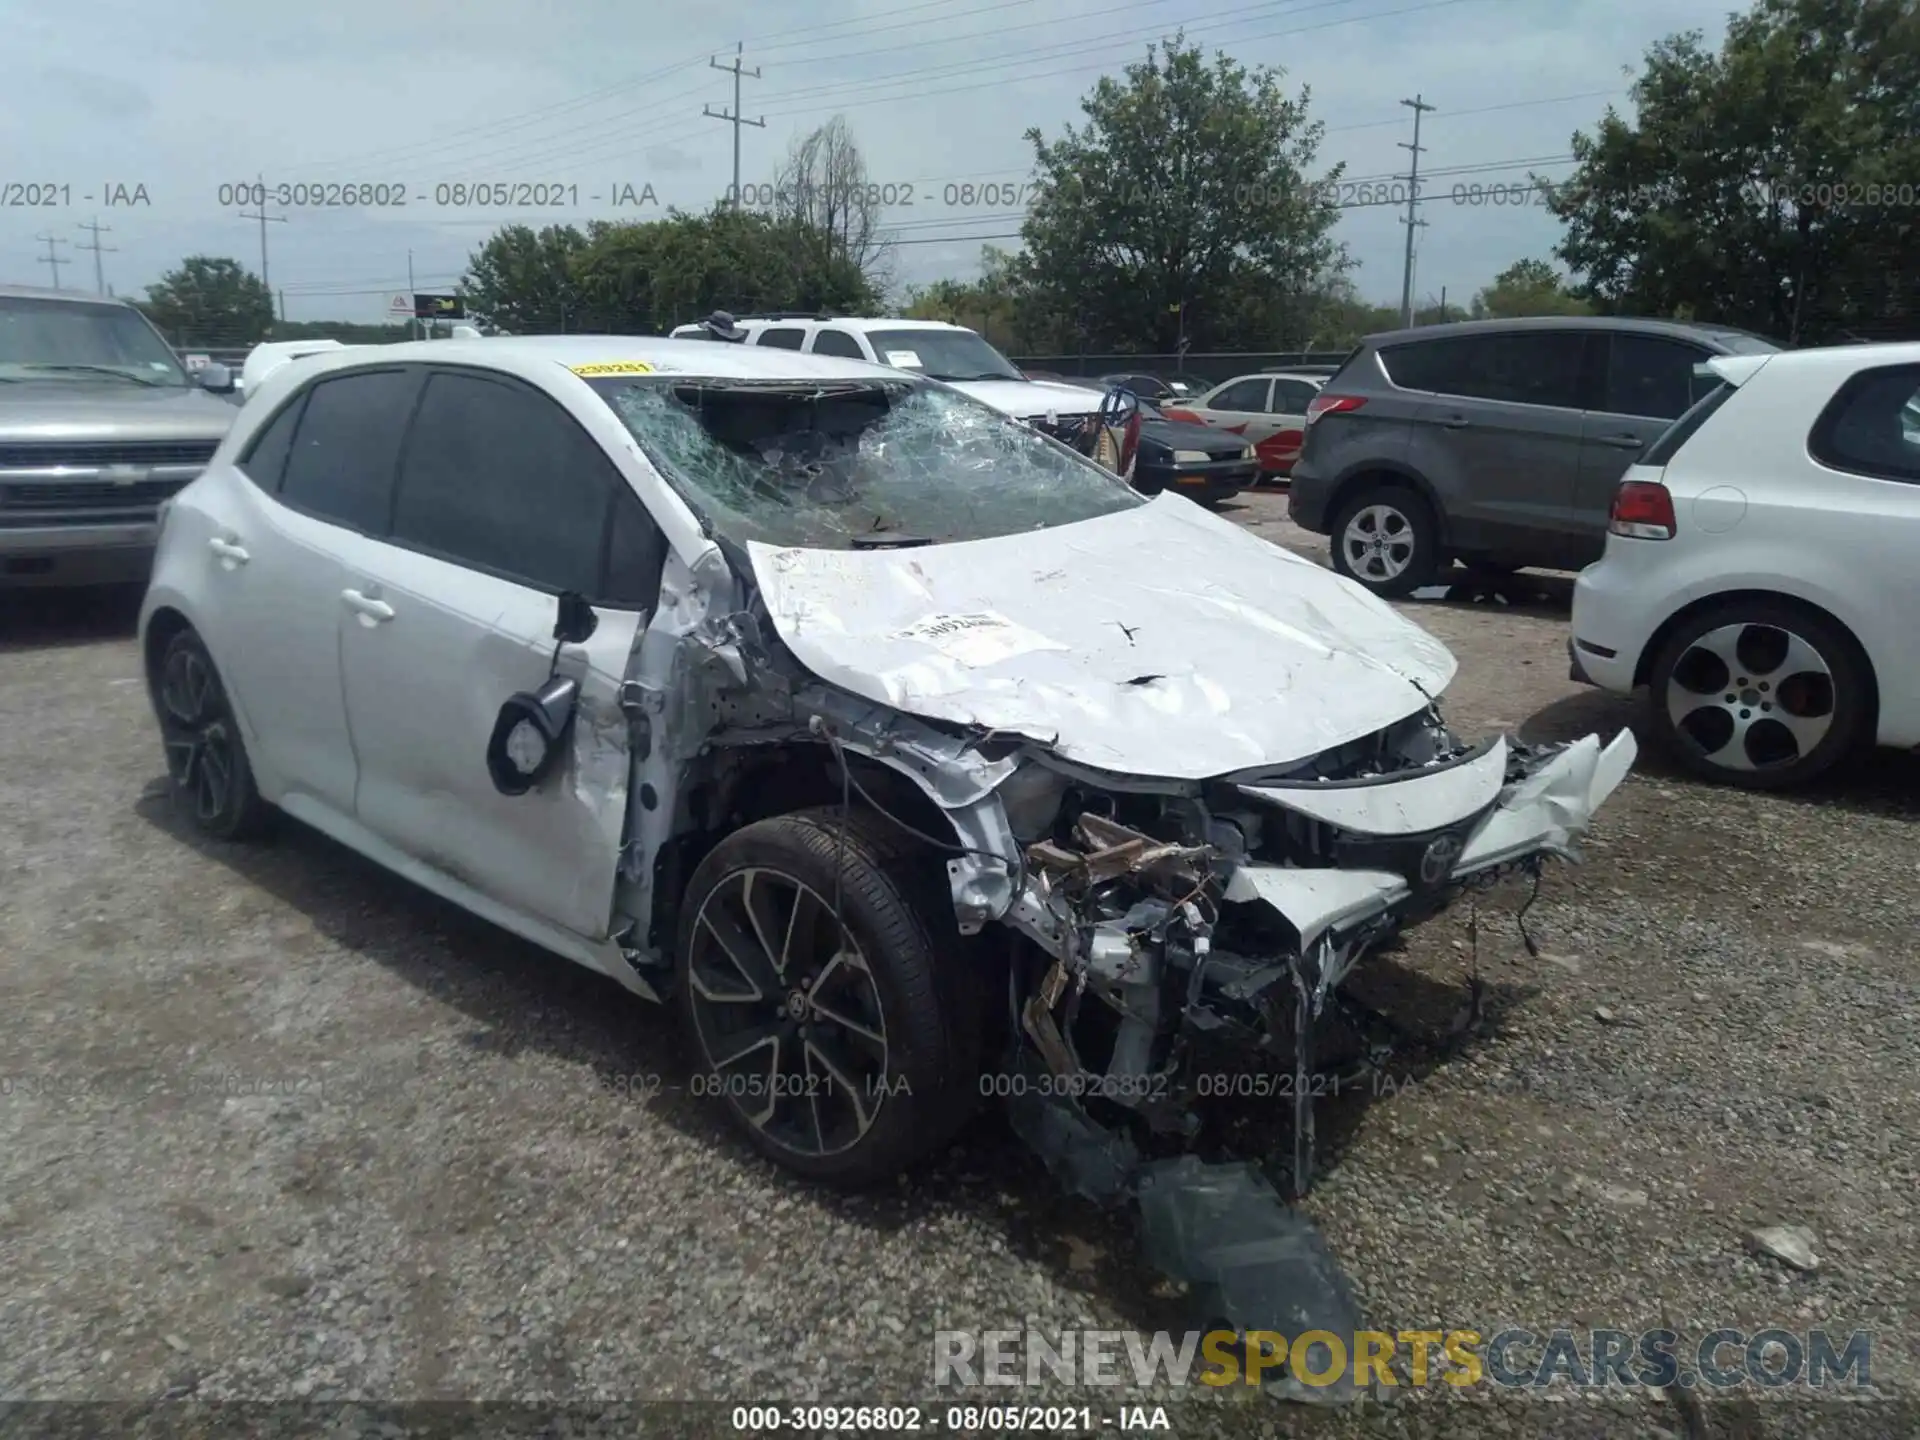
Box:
[76,219,116,293]
[34,233,70,288]
[237,174,287,301]
[1398,95,1435,329]
[703,43,764,208]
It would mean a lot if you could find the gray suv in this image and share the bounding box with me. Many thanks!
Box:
[0,285,239,587]
[1286,316,1780,595]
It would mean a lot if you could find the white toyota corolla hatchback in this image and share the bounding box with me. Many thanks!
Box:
[140,335,1634,1187]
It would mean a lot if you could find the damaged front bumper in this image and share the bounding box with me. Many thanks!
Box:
[982,726,1637,1196]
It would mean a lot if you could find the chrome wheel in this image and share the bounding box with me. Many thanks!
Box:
[160,644,237,824]
[1664,622,1836,772]
[685,868,890,1160]
[1339,503,1417,583]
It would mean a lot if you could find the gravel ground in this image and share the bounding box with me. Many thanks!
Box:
[2,489,1915,1439]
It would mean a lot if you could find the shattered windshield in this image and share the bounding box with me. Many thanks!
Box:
[588,375,1142,549]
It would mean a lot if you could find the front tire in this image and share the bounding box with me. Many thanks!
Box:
[1329,484,1441,597]
[674,807,988,1187]
[153,629,271,841]
[1646,598,1870,790]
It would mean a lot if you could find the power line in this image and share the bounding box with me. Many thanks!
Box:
[75,219,116,294]
[366,0,1312,183]
[1397,94,1435,327]
[33,233,70,288]
[287,0,994,177]
[704,43,765,208]
[237,174,289,303]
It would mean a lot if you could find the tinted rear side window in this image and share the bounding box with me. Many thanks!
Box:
[1809,363,1920,484]
[1605,334,1712,419]
[237,394,306,492]
[279,369,421,532]
[757,327,806,349]
[392,370,617,594]
[1641,381,1736,466]
[1383,333,1587,408]
[810,329,866,359]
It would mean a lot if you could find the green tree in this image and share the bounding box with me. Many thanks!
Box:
[1544,0,1920,343]
[1016,34,1350,354]
[902,248,1034,351]
[462,223,593,332]
[1470,258,1592,319]
[143,257,274,346]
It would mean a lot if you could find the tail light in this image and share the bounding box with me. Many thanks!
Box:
[1305,394,1364,425]
[1609,480,1677,540]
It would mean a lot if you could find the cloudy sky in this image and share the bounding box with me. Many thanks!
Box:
[2,0,1740,328]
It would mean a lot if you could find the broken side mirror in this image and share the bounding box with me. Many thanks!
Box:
[486,590,597,795]
[554,589,599,645]
[486,673,580,796]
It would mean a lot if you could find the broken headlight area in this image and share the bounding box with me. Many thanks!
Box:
[994,720,1595,1204]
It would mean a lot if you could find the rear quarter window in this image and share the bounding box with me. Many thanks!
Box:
[1808,363,1920,484]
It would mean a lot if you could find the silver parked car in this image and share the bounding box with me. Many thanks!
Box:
[0,285,239,587]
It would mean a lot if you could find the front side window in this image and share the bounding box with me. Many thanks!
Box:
[1810,364,1920,484]
[0,295,190,387]
[391,370,617,594]
[586,375,1142,550]
[279,369,422,532]
[862,328,1023,381]
[1605,334,1711,420]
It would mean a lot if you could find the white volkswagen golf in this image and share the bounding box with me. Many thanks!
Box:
[1571,343,1920,789]
[141,335,1634,1188]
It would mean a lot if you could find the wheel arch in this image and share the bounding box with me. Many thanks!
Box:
[1325,463,1450,547]
[1633,588,1881,724]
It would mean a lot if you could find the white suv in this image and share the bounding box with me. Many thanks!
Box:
[668,314,1101,431]
[1570,344,1920,789]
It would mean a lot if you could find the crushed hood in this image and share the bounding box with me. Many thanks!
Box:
[748,494,1457,780]
[947,378,1101,420]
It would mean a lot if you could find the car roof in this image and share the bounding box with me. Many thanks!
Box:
[0,283,134,308]
[288,333,905,385]
[1359,314,1781,350]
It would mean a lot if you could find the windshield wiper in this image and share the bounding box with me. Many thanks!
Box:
[934,371,1022,382]
[18,364,166,386]
[850,532,934,549]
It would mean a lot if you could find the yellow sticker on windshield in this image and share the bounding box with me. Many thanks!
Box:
[570,361,656,376]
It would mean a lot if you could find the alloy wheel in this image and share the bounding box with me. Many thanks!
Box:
[159,644,237,824]
[685,867,890,1160]
[1664,622,1836,772]
[1339,503,1417,583]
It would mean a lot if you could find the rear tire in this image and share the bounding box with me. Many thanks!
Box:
[152,629,272,841]
[673,806,990,1187]
[1329,483,1441,597]
[1646,597,1870,790]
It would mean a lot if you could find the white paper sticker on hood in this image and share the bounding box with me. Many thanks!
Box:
[891,612,1067,667]
[885,350,923,367]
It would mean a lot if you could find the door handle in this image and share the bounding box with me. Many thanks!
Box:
[208,536,249,564]
[341,589,395,623]
[1597,433,1645,449]
[1440,414,1470,429]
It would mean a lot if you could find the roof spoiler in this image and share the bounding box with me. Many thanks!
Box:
[1701,354,1773,388]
